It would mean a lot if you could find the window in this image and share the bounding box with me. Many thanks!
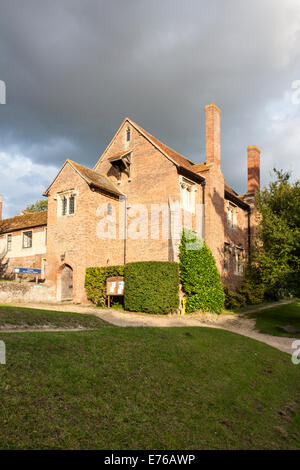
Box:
[234,247,244,276]
[224,243,230,272]
[7,234,12,251]
[69,196,75,214]
[227,203,237,229]
[60,192,76,216]
[126,127,130,142]
[180,178,196,212]
[227,207,233,227]
[107,203,112,216]
[23,231,32,249]
[62,196,67,216]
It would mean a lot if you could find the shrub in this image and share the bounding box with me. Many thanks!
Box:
[237,279,265,305]
[223,285,246,310]
[179,229,225,314]
[124,261,179,314]
[85,265,124,306]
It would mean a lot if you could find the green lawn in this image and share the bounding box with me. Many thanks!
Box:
[251,300,300,338]
[0,326,299,449]
[0,305,109,329]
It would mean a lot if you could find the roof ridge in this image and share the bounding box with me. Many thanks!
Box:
[127,118,196,169]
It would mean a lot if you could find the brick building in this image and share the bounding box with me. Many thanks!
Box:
[0,104,261,304]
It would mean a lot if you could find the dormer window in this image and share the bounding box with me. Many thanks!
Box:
[108,151,132,183]
[126,127,131,142]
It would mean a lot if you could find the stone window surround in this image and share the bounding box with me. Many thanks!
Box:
[55,189,79,217]
[234,245,245,276]
[180,176,197,213]
[226,201,238,229]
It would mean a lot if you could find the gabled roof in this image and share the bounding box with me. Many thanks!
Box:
[0,211,47,234]
[94,117,198,174]
[94,117,249,208]
[43,159,125,197]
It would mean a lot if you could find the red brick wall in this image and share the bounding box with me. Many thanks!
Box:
[45,112,258,302]
[223,201,249,289]
[95,122,204,263]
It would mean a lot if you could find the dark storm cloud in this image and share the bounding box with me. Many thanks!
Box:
[0,0,300,216]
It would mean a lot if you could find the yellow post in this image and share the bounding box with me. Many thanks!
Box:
[182,297,186,315]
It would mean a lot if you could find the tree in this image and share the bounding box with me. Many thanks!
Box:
[254,169,300,298]
[25,199,48,212]
[179,228,225,313]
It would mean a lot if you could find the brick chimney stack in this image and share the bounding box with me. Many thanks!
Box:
[247,145,261,192]
[205,104,221,166]
[0,195,2,221]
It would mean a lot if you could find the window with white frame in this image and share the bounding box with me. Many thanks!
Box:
[23,231,32,249]
[7,234,12,251]
[180,177,196,212]
[234,246,244,275]
[227,203,237,229]
[58,191,77,216]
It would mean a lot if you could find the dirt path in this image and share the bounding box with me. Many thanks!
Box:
[2,300,297,355]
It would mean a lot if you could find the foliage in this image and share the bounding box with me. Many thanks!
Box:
[223,285,246,310]
[251,300,300,338]
[25,199,48,212]
[124,261,179,314]
[254,169,300,299]
[179,229,225,313]
[85,265,124,306]
[224,265,265,310]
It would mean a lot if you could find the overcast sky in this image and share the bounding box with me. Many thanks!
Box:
[0,0,300,218]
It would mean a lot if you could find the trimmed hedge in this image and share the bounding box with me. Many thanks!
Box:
[124,261,180,314]
[85,265,124,306]
[179,229,225,314]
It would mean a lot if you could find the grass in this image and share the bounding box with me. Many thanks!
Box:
[0,305,110,329]
[0,326,299,449]
[251,300,300,338]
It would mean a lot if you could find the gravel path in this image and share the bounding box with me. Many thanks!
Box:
[3,300,297,355]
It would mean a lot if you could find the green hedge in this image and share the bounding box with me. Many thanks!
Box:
[124,261,180,314]
[85,265,124,306]
[179,229,225,314]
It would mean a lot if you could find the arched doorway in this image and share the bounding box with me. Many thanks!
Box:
[59,264,73,301]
